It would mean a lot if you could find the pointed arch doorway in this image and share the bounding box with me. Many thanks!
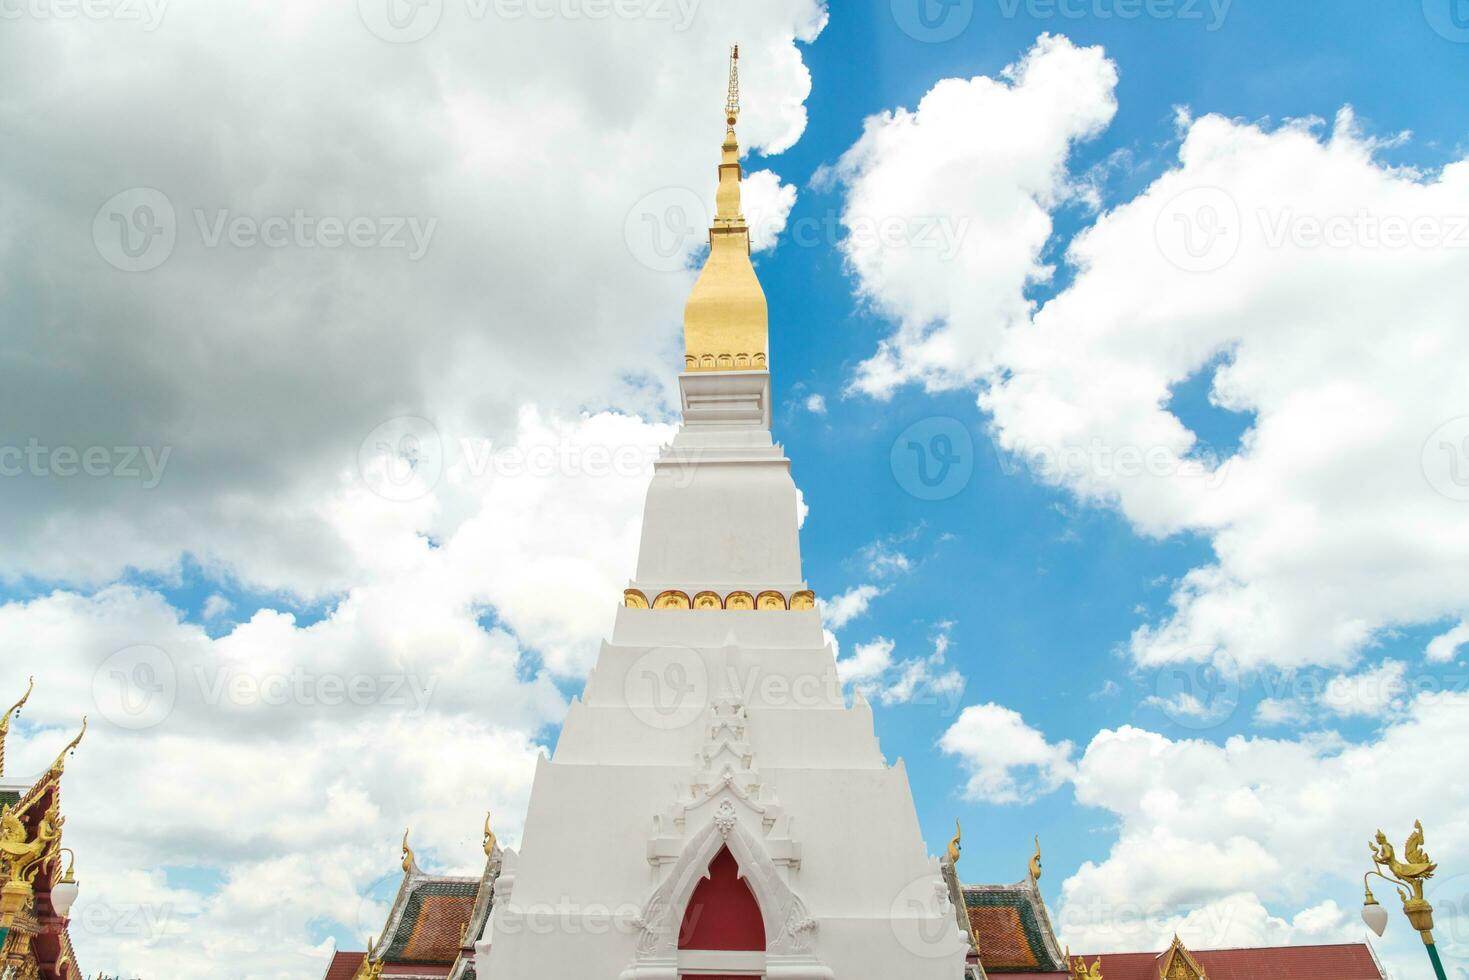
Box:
[677,845,766,979]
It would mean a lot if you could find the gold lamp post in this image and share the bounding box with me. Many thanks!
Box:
[1361,820,1447,980]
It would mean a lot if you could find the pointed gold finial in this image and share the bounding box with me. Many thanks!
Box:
[725,44,740,128]
[47,716,87,777]
[683,43,769,374]
[401,828,417,876]
[483,812,498,858]
[1029,835,1043,882]
[947,820,962,867]
[0,676,35,778]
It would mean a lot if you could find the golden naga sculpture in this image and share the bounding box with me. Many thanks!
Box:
[400,829,417,876]
[483,812,498,858]
[1372,820,1437,882]
[1029,835,1043,882]
[1066,949,1103,980]
[353,939,386,980]
[0,676,35,778]
[682,43,769,374]
[1368,819,1439,939]
[0,801,63,885]
[946,820,961,866]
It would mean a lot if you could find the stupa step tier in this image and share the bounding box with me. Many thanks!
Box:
[624,588,816,611]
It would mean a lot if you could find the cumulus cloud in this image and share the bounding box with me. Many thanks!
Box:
[833,33,1469,677]
[819,583,882,629]
[939,703,1075,803]
[1056,695,1469,973]
[1426,620,1469,663]
[829,34,1118,398]
[0,0,826,597]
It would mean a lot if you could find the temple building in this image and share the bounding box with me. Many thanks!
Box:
[330,50,1389,980]
[0,680,88,980]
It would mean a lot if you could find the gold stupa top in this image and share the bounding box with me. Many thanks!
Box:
[683,45,770,373]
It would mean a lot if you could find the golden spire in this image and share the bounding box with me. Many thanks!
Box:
[946,820,961,867]
[682,44,769,374]
[1029,835,1043,882]
[0,677,35,778]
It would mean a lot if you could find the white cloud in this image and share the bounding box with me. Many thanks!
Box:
[1054,695,1469,975]
[862,538,915,578]
[804,393,828,414]
[829,34,1118,398]
[1427,620,1469,663]
[0,0,826,599]
[939,703,1075,804]
[743,169,800,252]
[1252,696,1312,727]
[834,33,1469,677]
[836,636,895,685]
[835,626,966,710]
[1317,659,1408,719]
[820,583,882,629]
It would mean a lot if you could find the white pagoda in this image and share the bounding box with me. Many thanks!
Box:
[472,48,971,980]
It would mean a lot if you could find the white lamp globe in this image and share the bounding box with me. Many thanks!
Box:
[1361,900,1389,937]
[50,880,79,919]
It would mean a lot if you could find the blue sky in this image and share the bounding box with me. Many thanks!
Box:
[4,2,1469,977]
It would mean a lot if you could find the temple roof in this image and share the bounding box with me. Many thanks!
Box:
[987,941,1386,979]
[326,822,501,980]
[379,875,480,964]
[962,880,1065,973]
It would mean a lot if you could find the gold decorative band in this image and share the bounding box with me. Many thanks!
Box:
[684,352,768,372]
[625,588,815,611]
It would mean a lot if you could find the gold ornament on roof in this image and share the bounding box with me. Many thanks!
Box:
[47,716,87,777]
[0,801,62,885]
[946,820,961,867]
[1067,949,1103,980]
[401,828,417,876]
[354,939,385,980]
[1029,835,1043,882]
[483,812,498,858]
[0,676,35,778]
[682,43,769,374]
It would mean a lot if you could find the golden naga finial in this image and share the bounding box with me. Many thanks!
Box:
[47,716,87,776]
[1029,835,1043,882]
[0,800,63,885]
[401,828,417,876]
[0,676,35,778]
[483,812,498,858]
[946,820,961,867]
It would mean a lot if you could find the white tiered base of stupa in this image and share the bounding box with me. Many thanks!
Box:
[475,371,968,979]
